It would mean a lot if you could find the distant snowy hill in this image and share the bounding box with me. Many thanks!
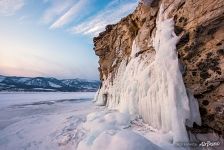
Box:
[0,75,100,92]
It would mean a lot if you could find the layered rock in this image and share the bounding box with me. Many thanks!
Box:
[93,0,224,136]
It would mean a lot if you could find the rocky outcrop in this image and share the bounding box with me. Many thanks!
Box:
[93,0,224,135]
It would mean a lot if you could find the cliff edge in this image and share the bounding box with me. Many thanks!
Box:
[93,0,224,136]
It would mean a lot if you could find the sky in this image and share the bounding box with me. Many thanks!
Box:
[0,0,138,80]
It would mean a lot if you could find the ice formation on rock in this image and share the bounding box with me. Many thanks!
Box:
[94,3,201,144]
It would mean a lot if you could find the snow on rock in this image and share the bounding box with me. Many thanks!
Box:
[16,77,30,83]
[94,2,201,146]
[48,81,62,88]
[0,76,5,82]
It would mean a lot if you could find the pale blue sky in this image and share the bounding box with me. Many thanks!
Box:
[0,0,137,80]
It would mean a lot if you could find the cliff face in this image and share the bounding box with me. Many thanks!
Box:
[93,0,224,134]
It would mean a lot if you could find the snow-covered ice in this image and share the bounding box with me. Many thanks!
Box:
[0,92,96,150]
[0,92,172,150]
[0,92,95,108]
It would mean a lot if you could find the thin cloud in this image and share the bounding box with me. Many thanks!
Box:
[18,15,30,24]
[50,0,88,29]
[0,0,25,16]
[41,0,74,24]
[70,0,138,36]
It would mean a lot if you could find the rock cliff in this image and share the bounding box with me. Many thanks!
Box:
[93,0,224,136]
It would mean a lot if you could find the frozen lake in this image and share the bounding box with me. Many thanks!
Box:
[0,92,96,108]
[0,92,96,150]
[0,92,188,150]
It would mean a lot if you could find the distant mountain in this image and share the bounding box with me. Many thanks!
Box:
[0,75,100,92]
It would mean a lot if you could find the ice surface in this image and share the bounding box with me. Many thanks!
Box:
[0,92,95,108]
[95,3,201,146]
[0,92,163,150]
[0,92,95,150]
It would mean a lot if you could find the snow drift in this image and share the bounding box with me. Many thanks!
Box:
[77,111,162,150]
